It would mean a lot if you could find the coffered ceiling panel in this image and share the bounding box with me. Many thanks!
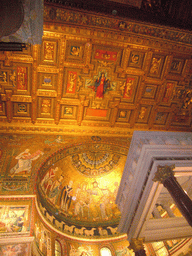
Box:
[0,4,191,136]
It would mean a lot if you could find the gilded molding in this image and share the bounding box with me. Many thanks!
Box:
[37,66,60,73]
[37,90,57,97]
[44,5,192,47]
[11,95,32,103]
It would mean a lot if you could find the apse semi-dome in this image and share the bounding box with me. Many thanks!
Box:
[36,141,128,238]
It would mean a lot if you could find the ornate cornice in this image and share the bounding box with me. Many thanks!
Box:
[44,5,192,48]
[0,123,134,136]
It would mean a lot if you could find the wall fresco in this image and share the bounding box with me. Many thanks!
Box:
[34,220,51,256]
[0,243,31,256]
[0,199,32,237]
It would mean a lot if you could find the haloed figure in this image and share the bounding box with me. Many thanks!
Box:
[94,73,110,98]
[60,180,73,212]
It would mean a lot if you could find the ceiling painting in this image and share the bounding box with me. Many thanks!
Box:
[1,2,192,254]
[0,4,191,135]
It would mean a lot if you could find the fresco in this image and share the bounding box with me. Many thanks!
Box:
[69,244,94,256]
[34,221,51,256]
[113,240,134,256]
[0,243,31,256]
[0,202,31,236]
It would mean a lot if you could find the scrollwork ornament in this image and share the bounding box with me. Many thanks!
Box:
[153,164,175,183]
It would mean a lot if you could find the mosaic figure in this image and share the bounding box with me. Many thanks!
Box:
[41,166,59,195]
[74,183,90,219]
[0,244,28,256]
[10,149,44,177]
[49,175,64,204]
[60,180,74,212]
[87,181,107,221]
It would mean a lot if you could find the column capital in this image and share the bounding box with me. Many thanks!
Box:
[153,164,175,183]
[129,238,145,252]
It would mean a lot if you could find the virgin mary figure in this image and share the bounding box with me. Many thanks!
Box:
[94,73,110,98]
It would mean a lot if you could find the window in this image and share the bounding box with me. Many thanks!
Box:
[100,247,112,256]
[55,240,62,256]
[152,241,168,256]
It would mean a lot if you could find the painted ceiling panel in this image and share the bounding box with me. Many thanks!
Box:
[0,4,191,135]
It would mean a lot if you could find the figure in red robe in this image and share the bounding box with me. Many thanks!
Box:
[94,73,110,98]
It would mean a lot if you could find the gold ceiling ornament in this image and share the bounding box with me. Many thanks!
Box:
[153,164,175,183]
[183,88,192,109]
[128,238,145,252]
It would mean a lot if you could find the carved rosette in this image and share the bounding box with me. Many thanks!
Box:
[153,164,175,183]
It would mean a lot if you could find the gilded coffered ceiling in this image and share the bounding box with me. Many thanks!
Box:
[0,3,192,137]
[0,3,192,254]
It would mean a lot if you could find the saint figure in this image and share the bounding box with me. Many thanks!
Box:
[10,149,44,177]
[94,73,110,98]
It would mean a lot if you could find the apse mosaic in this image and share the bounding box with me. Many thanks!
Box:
[34,219,134,256]
[0,134,130,238]
[37,141,129,237]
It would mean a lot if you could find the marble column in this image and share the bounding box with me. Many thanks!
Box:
[152,204,162,218]
[129,238,146,256]
[153,164,192,227]
[163,203,175,217]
